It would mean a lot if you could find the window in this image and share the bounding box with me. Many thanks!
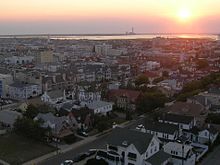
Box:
[146,152,148,158]
[108,145,118,151]
[127,152,137,161]
[128,163,135,165]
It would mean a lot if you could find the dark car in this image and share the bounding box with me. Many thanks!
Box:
[73,153,87,162]
[77,130,88,137]
[86,149,97,157]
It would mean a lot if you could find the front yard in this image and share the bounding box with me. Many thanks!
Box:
[0,133,56,165]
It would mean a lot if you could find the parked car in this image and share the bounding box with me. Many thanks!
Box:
[73,153,88,162]
[85,149,97,157]
[77,130,88,137]
[60,160,74,165]
[136,124,144,130]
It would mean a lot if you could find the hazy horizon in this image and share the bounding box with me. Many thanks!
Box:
[1,0,220,35]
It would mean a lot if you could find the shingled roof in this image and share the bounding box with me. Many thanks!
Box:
[159,113,194,125]
[106,128,154,154]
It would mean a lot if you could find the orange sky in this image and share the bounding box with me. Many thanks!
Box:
[0,0,220,34]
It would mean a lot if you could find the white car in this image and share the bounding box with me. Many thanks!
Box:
[60,160,73,165]
[136,124,144,130]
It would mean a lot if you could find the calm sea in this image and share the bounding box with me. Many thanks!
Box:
[0,34,219,40]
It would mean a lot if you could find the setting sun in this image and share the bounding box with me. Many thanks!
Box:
[178,8,191,21]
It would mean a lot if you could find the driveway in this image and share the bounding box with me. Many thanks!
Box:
[200,145,220,165]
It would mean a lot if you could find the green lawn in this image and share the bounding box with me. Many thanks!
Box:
[0,133,56,165]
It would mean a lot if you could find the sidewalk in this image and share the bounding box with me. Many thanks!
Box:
[22,119,134,165]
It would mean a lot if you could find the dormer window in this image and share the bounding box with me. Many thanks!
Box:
[122,141,128,146]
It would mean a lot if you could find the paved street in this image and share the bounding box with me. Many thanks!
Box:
[38,117,145,165]
[200,145,220,165]
[39,133,109,165]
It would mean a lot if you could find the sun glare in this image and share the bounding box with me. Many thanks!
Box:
[178,8,191,21]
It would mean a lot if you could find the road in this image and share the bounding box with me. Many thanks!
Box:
[39,117,145,165]
[200,145,220,165]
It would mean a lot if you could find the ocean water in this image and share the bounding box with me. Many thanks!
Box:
[50,34,218,40]
[0,34,218,40]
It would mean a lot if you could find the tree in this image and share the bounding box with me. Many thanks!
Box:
[196,59,209,69]
[135,74,149,86]
[162,71,169,77]
[125,110,132,120]
[24,104,39,119]
[14,117,50,141]
[136,90,167,113]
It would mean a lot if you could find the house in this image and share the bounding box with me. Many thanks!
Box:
[137,121,180,143]
[158,79,182,92]
[8,82,42,100]
[0,110,22,128]
[163,142,196,165]
[158,113,195,130]
[187,95,212,110]
[78,88,101,102]
[41,90,65,105]
[34,112,78,139]
[85,100,113,115]
[197,125,219,144]
[100,128,170,165]
[164,102,207,127]
[0,73,13,97]
[108,89,141,111]
[70,108,94,131]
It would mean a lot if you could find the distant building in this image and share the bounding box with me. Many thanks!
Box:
[0,110,22,128]
[0,73,13,97]
[84,100,113,115]
[4,56,34,65]
[8,82,42,100]
[108,89,141,111]
[36,50,53,63]
[95,44,112,56]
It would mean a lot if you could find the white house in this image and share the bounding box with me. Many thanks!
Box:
[78,88,101,102]
[84,100,113,115]
[41,90,65,105]
[163,142,196,165]
[5,56,34,65]
[8,82,42,100]
[198,125,219,144]
[0,73,13,97]
[99,128,170,165]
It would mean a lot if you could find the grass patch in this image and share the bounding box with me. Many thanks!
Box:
[0,133,56,165]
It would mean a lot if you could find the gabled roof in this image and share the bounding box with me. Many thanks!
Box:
[0,110,22,127]
[45,90,64,99]
[144,120,179,135]
[146,150,170,165]
[86,100,113,110]
[108,89,141,102]
[164,102,204,117]
[35,112,76,133]
[106,128,154,154]
[189,95,212,106]
[159,113,194,125]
